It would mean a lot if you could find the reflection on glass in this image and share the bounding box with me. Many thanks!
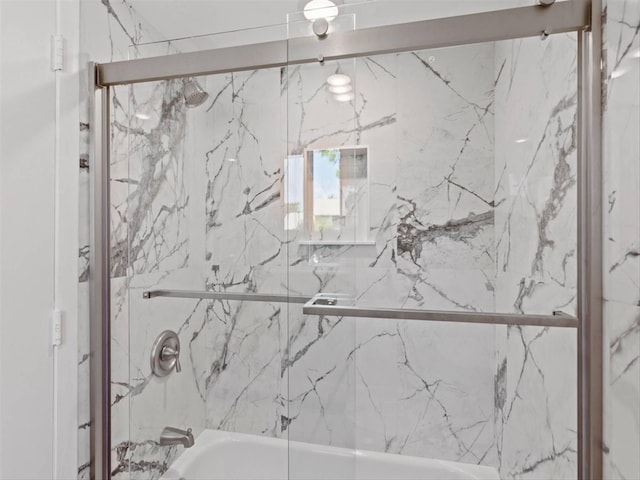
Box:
[285,147,369,242]
[284,154,304,230]
[311,148,342,233]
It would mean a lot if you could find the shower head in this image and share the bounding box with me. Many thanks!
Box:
[182,77,209,108]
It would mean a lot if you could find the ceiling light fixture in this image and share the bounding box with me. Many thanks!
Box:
[326,73,354,103]
[334,92,355,103]
[327,74,351,87]
[328,85,352,94]
[303,0,339,22]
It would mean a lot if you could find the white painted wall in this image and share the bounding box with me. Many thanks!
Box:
[0,1,78,478]
[54,2,81,477]
[0,2,56,477]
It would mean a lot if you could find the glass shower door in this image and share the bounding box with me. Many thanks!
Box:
[284,8,362,480]
[284,20,579,480]
[108,76,209,478]
[104,7,582,480]
[114,42,292,477]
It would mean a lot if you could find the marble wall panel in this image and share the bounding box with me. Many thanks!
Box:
[110,276,132,478]
[113,80,190,277]
[348,44,498,466]
[353,319,496,463]
[124,268,208,479]
[352,54,398,268]
[106,77,193,479]
[493,34,579,479]
[395,46,496,280]
[203,69,287,269]
[284,311,358,450]
[79,1,173,477]
[196,38,570,473]
[496,326,577,479]
[602,0,640,478]
[494,34,578,317]
[202,273,285,437]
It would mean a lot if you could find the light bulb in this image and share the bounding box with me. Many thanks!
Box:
[303,0,339,22]
[328,85,352,94]
[334,92,354,102]
[327,74,351,87]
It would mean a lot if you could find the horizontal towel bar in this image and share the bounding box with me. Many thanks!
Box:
[142,290,578,328]
[143,289,311,304]
[303,296,578,328]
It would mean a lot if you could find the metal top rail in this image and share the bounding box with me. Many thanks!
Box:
[96,1,589,86]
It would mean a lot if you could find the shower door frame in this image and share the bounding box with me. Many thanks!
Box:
[89,1,602,478]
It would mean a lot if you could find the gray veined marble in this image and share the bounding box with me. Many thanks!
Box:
[602,1,640,478]
[492,33,579,479]
[78,0,173,476]
[204,69,287,270]
[494,34,578,318]
[110,79,190,278]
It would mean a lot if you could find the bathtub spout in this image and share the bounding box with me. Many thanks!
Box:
[160,427,194,448]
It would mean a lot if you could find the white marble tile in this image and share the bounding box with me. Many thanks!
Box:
[104,78,195,479]
[353,319,496,464]
[203,296,284,437]
[353,54,399,267]
[493,34,579,479]
[494,34,578,318]
[603,3,640,309]
[284,306,358,449]
[111,276,131,462]
[286,60,360,156]
[203,69,287,269]
[605,304,640,479]
[395,45,496,286]
[497,326,577,479]
[79,2,197,478]
[603,1,640,478]
[120,268,208,478]
[118,80,190,277]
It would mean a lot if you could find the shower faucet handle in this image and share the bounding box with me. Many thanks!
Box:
[150,330,181,376]
[161,345,181,373]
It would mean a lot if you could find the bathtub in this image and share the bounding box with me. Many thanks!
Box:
[161,430,500,480]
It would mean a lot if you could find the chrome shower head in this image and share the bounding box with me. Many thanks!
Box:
[182,77,209,108]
